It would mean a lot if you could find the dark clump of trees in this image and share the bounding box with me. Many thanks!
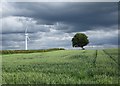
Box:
[72,33,89,50]
[1,48,65,54]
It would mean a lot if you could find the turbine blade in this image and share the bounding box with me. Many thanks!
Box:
[27,36,30,41]
[25,26,28,33]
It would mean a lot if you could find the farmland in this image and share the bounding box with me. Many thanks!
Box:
[2,48,119,84]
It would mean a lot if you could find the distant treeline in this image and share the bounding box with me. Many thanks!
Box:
[0,48,65,54]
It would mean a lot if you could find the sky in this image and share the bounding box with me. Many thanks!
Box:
[1,2,119,50]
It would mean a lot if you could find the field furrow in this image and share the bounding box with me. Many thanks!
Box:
[103,49,118,64]
[94,50,118,84]
[2,49,119,84]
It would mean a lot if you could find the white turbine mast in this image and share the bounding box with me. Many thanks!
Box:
[25,25,30,50]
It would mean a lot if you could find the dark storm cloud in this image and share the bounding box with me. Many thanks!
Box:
[2,33,25,41]
[5,2,118,32]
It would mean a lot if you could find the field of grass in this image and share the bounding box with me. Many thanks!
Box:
[2,48,119,84]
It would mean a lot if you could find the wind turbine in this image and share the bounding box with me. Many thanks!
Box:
[25,25,30,50]
[19,17,31,50]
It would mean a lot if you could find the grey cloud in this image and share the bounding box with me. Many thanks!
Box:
[3,3,118,30]
[85,29,118,46]
[2,16,50,34]
[6,2,118,32]
[2,2,118,50]
[2,33,24,41]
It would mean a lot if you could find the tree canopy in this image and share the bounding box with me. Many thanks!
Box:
[72,33,89,50]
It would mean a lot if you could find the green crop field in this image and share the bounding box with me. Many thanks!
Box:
[2,48,119,84]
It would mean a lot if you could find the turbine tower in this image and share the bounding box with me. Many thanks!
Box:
[25,26,30,50]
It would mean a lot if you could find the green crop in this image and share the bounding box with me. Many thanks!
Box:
[2,49,119,84]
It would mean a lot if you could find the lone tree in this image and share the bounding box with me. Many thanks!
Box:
[72,33,89,50]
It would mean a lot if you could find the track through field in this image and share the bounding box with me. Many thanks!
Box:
[2,49,119,84]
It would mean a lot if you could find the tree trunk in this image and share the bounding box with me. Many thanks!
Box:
[81,47,85,50]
